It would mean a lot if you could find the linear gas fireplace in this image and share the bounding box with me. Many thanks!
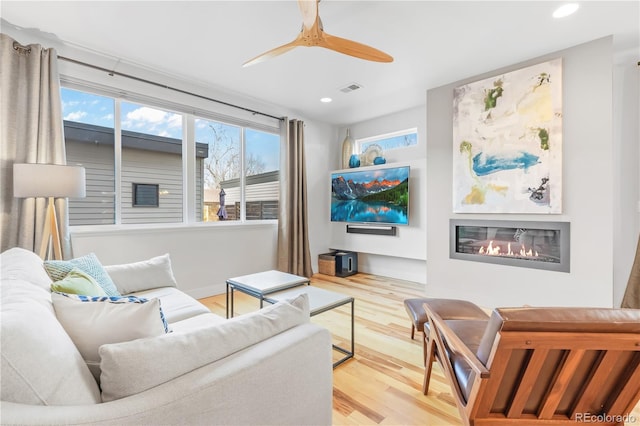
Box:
[450,219,570,272]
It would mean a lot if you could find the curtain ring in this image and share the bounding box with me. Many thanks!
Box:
[13,41,32,55]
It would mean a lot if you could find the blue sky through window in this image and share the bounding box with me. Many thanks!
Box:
[62,87,114,128]
[62,88,279,172]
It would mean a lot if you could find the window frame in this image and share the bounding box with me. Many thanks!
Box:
[60,79,281,229]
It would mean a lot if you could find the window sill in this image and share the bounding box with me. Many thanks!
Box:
[70,220,278,236]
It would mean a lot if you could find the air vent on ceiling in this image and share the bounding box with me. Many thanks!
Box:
[339,82,364,93]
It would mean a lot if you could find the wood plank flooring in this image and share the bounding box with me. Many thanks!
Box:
[199,273,640,426]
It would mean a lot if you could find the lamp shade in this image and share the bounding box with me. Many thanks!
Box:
[13,164,86,198]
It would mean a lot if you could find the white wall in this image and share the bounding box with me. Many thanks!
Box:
[427,37,619,309]
[330,106,427,284]
[305,120,338,275]
[71,224,277,298]
[612,48,640,306]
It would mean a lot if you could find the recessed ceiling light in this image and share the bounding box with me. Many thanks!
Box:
[320,97,332,103]
[553,3,579,18]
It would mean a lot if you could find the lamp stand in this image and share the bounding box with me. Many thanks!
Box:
[39,197,62,260]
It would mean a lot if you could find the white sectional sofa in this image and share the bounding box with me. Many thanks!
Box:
[0,247,333,425]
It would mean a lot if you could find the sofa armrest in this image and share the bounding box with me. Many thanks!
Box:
[0,323,333,426]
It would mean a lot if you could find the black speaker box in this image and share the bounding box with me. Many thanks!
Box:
[334,251,357,277]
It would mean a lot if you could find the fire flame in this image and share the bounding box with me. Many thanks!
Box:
[478,241,539,258]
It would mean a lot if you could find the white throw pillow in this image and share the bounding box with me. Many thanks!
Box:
[99,294,310,402]
[51,292,170,381]
[104,253,178,294]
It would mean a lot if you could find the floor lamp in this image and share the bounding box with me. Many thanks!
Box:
[13,163,86,260]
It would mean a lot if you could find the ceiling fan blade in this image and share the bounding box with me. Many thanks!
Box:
[321,32,393,63]
[242,38,302,67]
[297,0,318,30]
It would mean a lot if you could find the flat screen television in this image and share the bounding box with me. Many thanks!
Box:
[331,165,410,225]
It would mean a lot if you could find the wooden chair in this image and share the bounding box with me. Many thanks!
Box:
[423,303,640,426]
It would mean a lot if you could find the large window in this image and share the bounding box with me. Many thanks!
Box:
[120,102,183,224]
[244,129,280,221]
[194,119,280,222]
[195,118,241,222]
[62,88,115,225]
[61,87,280,226]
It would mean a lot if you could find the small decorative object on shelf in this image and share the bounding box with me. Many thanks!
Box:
[373,156,386,165]
[341,128,354,169]
[349,154,361,168]
[361,143,384,166]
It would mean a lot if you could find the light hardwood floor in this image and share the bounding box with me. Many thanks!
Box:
[199,273,640,426]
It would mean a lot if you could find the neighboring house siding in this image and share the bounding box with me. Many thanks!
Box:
[121,149,183,224]
[64,121,206,225]
[221,171,279,220]
[67,140,115,226]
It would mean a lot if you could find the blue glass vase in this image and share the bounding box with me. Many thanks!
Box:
[349,154,360,168]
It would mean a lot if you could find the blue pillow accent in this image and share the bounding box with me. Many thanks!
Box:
[44,253,120,297]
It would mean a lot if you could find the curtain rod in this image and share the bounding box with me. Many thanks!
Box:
[57,55,285,122]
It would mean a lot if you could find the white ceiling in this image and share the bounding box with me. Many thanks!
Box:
[2,1,639,126]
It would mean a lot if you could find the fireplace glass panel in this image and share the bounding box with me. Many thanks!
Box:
[450,220,570,272]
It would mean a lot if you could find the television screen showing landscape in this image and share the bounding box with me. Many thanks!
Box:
[331,166,410,225]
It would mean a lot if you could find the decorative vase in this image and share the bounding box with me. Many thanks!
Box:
[341,129,354,169]
[373,156,386,165]
[349,154,361,168]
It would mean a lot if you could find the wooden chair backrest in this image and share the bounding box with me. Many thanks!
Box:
[468,307,640,425]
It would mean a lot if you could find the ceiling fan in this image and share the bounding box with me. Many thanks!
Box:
[243,0,393,67]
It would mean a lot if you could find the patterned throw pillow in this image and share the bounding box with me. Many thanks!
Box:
[44,253,120,296]
[51,292,170,382]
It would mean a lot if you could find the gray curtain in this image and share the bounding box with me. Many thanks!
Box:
[621,234,640,308]
[0,34,70,257]
[277,118,312,277]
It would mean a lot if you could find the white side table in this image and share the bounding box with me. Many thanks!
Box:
[226,270,309,318]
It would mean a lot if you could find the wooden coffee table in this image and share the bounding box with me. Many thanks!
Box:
[226,270,309,318]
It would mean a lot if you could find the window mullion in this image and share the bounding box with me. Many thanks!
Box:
[240,127,246,222]
[184,114,196,224]
[114,98,122,224]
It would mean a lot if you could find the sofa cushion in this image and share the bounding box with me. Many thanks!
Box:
[50,267,108,296]
[52,292,170,381]
[104,253,178,295]
[170,312,227,333]
[131,286,211,323]
[44,253,120,296]
[1,249,101,405]
[0,247,53,292]
[99,293,310,402]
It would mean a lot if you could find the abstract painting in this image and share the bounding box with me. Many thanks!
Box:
[452,58,562,213]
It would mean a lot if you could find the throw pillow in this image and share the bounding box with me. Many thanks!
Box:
[104,253,178,294]
[51,292,170,381]
[99,293,310,401]
[50,267,108,296]
[44,253,120,296]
